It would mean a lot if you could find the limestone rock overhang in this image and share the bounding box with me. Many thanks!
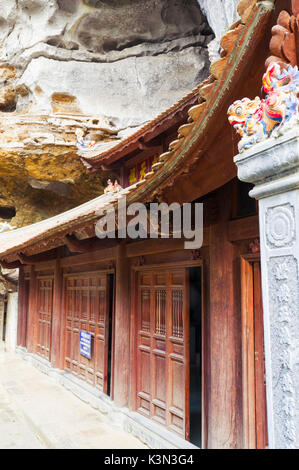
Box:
[0,0,279,263]
[79,87,201,170]
[0,110,119,227]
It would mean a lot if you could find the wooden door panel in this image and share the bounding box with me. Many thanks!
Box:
[137,347,151,415]
[136,268,188,438]
[169,356,185,434]
[153,351,167,424]
[253,261,268,449]
[241,258,268,449]
[64,273,110,393]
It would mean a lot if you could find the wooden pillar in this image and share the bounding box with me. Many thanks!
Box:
[17,266,26,347]
[51,258,63,369]
[26,265,37,353]
[113,242,130,407]
[234,129,299,448]
[207,185,242,449]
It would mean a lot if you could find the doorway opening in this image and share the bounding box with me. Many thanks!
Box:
[189,267,202,448]
[2,297,8,342]
[107,273,114,398]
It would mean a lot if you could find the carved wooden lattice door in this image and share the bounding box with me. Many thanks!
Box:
[64,273,109,392]
[36,276,53,361]
[136,268,189,439]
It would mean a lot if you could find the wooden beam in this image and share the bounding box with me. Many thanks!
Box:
[17,251,56,265]
[61,246,117,267]
[0,260,22,269]
[126,238,185,258]
[64,234,118,254]
[138,137,162,150]
[64,234,96,253]
[126,229,210,258]
[228,215,259,242]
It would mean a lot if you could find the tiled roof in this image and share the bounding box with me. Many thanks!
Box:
[0,183,141,258]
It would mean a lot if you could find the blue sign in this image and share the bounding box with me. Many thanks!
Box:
[80,331,92,360]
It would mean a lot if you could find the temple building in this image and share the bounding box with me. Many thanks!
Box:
[0,0,299,450]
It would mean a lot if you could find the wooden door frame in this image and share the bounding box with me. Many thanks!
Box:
[130,258,204,445]
[240,252,265,449]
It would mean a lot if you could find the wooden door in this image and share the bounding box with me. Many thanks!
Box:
[252,261,268,449]
[64,273,110,393]
[136,268,189,439]
[241,257,268,449]
[37,276,53,361]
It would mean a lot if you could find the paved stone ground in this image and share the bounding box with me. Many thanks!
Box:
[0,343,147,449]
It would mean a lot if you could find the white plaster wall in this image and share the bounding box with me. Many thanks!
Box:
[5,292,18,352]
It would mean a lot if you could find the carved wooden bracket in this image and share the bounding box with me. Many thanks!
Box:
[64,234,95,253]
[0,259,22,269]
[266,1,299,69]
[16,251,56,265]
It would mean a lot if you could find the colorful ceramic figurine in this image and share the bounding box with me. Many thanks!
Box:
[114,180,122,192]
[104,179,123,194]
[75,128,96,149]
[104,179,115,194]
[228,62,299,152]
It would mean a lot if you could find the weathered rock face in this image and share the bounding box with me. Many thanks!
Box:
[1,0,213,126]
[0,0,216,227]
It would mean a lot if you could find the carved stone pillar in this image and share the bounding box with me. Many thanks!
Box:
[234,127,299,449]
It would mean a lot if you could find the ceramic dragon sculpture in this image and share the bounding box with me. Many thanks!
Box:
[228,62,299,152]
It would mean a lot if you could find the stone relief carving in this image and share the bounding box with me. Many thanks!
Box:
[266,203,296,249]
[268,255,298,448]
